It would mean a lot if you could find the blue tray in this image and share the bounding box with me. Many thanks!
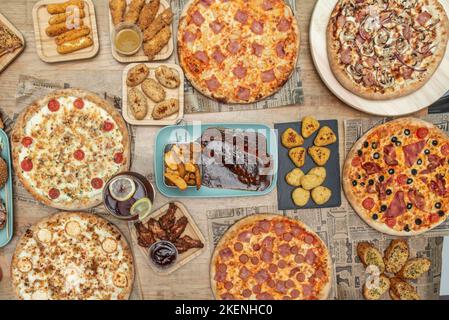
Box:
[154,123,278,198]
[0,129,14,248]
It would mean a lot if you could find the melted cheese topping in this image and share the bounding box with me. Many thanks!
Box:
[12,214,133,300]
[17,96,125,206]
[178,0,299,103]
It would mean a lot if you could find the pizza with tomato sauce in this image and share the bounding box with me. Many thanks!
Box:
[210,215,332,300]
[11,89,130,210]
[343,118,449,236]
[178,0,300,103]
[327,0,449,100]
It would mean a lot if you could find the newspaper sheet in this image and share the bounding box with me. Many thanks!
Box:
[171,0,304,114]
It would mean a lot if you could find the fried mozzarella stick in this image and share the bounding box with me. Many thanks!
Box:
[144,25,171,60]
[124,0,145,24]
[109,0,127,25]
[48,9,86,25]
[143,8,173,41]
[57,36,93,54]
[138,0,160,30]
[46,20,84,37]
[55,26,91,45]
[47,0,84,14]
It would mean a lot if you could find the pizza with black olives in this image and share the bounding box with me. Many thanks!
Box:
[343,118,449,236]
[327,0,449,100]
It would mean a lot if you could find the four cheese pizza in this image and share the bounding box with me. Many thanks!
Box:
[11,89,130,210]
[327,0,449,100]
[343,118,449,236]
[211,215,332,300]
[11,212,134,300]
[178,0,300,103]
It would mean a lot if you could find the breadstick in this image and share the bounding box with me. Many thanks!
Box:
[46,20,84,37]
[48,9,85,25]
[143,8,173,42]
[57,36,93,54]
[143,25,171,60]
[138,0,159,30]
[109,0,127,26]
[47,0,84,14]
[55,26,91,45]
[124,0,145,24]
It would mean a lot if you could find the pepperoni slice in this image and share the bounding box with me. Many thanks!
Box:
[296,272,306,282]
[386,218,396,228]
[242,289,252,298]
[239,254,249,264]
[48,188,60,199]
[250,256,259,265]
[21,158,33,172]
[397,174,408,185]
[74,149,85,161]
[351,156,361,167]
[114,152,124,164]
[441,143,449,156]
[48,99,60,112]
[224,281,233,290]
[304,234,314,244]
[73,98,84,109]
[416,127,429,139]
[91,178,103,189]
[103,121,114,132]
[21,137,33,147]
[283,232,293,242]
[362,197,375,210]
[277,259,287,269]
[234,242,243,251]
[290,289,300,299]
[430,213,440,223]
[268,264,278,273]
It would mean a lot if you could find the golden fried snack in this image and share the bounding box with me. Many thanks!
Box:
[143,25,171,60]
[124,0,145,24]
[56,36,93,54]
[49,9,85,25]
[46,21,84,37]
[109,0,127,26]
[47,0,84,14]
[138,0,160,30]
[55,26,90,45]
[143,8,173,42]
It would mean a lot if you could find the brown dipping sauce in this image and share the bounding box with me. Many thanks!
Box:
[150,241,178,268]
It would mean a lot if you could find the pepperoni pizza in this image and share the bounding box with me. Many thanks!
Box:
[11,212,134,300]
[178,0,300,104]
[11,89,130,210]
[327,0,449,100]
[343,118,449,236]
[210,215,332,300]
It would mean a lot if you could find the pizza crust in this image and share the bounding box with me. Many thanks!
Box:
[177,0,300,104]
[343,117,449,236]
[10,212,135,300]
[210,214,333,300]
[327,0,449,100]
[11,89,131,211]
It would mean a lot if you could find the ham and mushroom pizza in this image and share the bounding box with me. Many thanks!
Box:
[177,0,300,103]
[11,89,130,210]
[210,215,332,300]
[327,0,449,100]
[11,212,134,300]
[343,118,449,236]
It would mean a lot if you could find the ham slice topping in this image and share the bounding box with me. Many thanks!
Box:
[361,162,382,175]
[385,191,406,219]
[383,144,398,166]
[191,10,205,26]
[261,69,275,82]
[183,31,197,43]
[210,20,224,34]
[234,9,248,24]
[251,21,264,35]
[252,42,264,57]
[277,17,291,32]
[407,189,426,211]
[205,76,221,92]
[402,140,426,167]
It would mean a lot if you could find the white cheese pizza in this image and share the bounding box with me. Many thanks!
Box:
[11,89,130,210]
[178,0,300,103]
[210,215,332,300]
[11,212,134,300]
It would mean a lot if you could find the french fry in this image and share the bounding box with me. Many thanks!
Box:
[194,165,201,190]
[164,151,178,171]
[164,173,187,191]
[185,162,196,173]
[178,163,186,180]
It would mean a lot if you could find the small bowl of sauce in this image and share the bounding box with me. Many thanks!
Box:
[149,241,178,270]
[113,23,142,56]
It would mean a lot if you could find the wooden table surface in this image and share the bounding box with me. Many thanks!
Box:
[0,0,426,300]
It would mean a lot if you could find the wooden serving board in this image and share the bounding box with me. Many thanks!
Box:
[310,0,449,117]
[32,0,99,63]
[129,201,206,276]
[0,12,25,73]
[122,62,184,126]
[108,0,174,63]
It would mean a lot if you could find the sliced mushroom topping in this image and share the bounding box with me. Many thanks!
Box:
[376,69,395,88]
[358,42,375,56]
[396,37,410,54]
[374,28,390,46]
[346,64,363,81]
